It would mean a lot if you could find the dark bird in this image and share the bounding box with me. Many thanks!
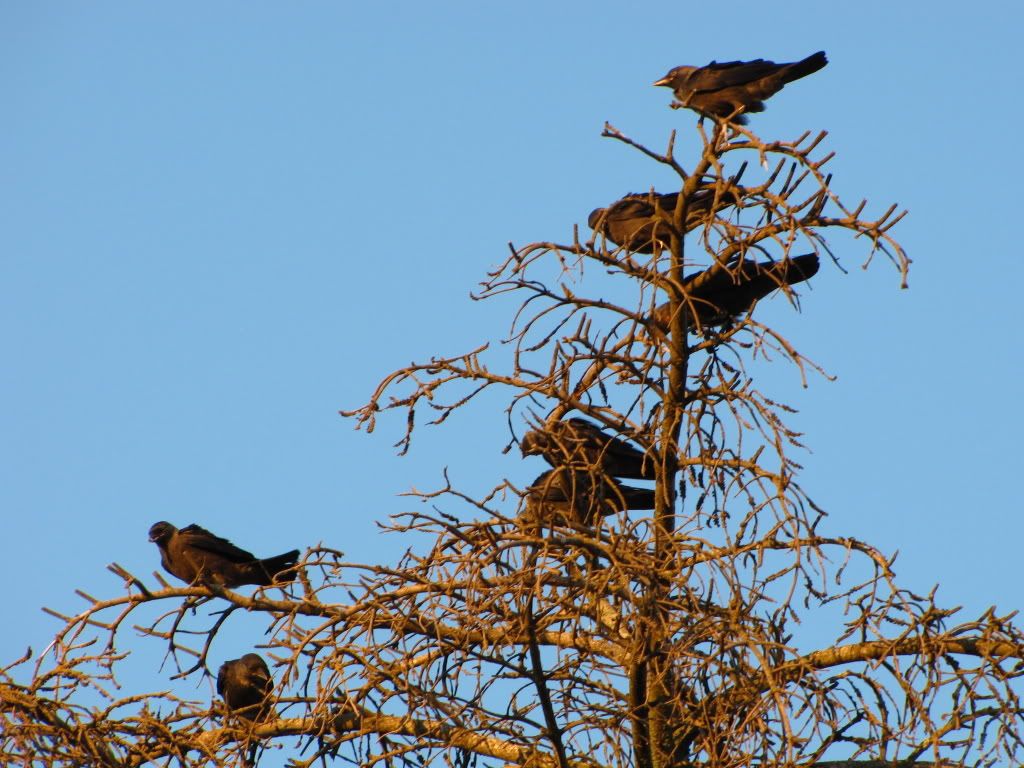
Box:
[522,417,656,480]
[654,51,827,123]
[148,521,300,588]
[652,253,819,332]
[589,184,744,254]
[217,653,273,722]
[525,468,656,526]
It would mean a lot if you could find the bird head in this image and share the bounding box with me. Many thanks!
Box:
[520,430,547,458]
[241,653,267,671]
[653,66,691,88]
[148,521,176,544]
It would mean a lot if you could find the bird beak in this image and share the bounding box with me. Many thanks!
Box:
[652,77,670,87]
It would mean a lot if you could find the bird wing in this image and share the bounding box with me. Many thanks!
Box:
[689,59,780,92]
[528,469,571,503]
[642,192,682,217]
[607,196,656,220]
[682,254,820,319]
[564,418,654,479]
[580,418,644,452]
[178,524,257,563]
[685,254,819,289]
[563,418,623,453]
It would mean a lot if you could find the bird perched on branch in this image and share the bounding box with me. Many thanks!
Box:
[652,253,820,333]
[589,183,744,254]
[218,653,273,765]
[148,521,300,588]
[526,468,656,526]
[654,51,827,123]
[522,417,656,480]
[218,653,274,721]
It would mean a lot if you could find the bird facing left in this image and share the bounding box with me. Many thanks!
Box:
[148,521,300,588]
[654,51,827,123]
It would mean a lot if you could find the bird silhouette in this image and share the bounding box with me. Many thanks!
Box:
[148,521,300,588]
[217,653,274,721]
[588,183,744,254]
[525,468,656,526]
[654,51,827,123]
[522,417,656,480]
[218,653,273,765]
[652,253,819,333]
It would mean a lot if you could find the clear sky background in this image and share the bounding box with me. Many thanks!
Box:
[2,0,1021,744]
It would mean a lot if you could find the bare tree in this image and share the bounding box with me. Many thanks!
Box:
[3,111,1022,768]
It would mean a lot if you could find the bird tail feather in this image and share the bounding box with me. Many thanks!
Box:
[784,51,828,83]
[252,550,301,585]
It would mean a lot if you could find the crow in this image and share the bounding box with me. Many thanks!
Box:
[589,183,744,254]
[652,253,819,333]
[521,417,656,480]
[217,653,273,721]
[148,521,300,588]
[218,653,273,765]
[654,51,827,123]
[525,468,656,526]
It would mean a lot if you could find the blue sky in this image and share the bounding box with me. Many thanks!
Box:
[2,0,1021,716]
